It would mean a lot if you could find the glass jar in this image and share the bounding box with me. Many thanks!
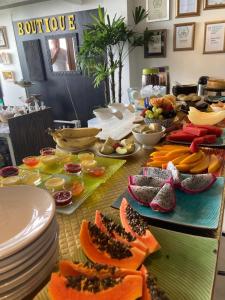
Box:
[142,68,160,87]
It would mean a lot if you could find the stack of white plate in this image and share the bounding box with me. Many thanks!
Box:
[0,185,58,300]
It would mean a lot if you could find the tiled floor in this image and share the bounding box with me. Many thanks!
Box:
[213,236,225,300]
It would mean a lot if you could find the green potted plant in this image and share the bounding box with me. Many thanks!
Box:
[78,6,148,104]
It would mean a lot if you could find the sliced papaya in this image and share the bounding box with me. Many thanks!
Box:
[49,272,143,300]
[164,149,190,160]
[80,220,146,270]
[208,154,222,173]
[120,198,160,254]
[171,153,190,165]
[190,155,210,174]
[140,265,169,300]
[95,211,148,254]
[59,260,140,279]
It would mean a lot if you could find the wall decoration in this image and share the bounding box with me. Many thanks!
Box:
[0,27,9,49]
[16,14,76,36]
[176,0,200,17]
[203,21,225,54]
[0,52,11,64]
[204,0,225,9]
[146,0,170,22]
[144,29,167,57]
[2,71,15,81]
[174,22,195,51]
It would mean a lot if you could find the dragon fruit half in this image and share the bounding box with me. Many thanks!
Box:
[142,167,172,180]
[179,173,217,194]
[167,162,182,187]
[150,183,176,213]
[128,185,161,206]
[129,175,165,187]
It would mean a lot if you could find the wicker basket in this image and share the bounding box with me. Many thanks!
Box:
[144,117,174,128]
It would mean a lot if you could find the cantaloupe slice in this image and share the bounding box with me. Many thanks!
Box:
[188,107,225,125]
[208,154,222,173]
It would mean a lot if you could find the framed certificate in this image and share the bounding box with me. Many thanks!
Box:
[174,23,196,51]
[203,21,225,54]
[204,0,225,9]
[176,0,200,17]
[144,29,167,57]
[146,0,170,22]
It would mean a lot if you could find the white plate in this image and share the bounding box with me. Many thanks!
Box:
[0,231,58,294]
[0,217,57,270]
[0,186,55,259]
[0,223,58,280]
[0,243,58,300]
[95,143,141,158]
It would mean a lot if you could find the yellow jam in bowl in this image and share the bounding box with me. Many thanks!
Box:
[45,177,65,191]
[2,176,21,186]
[78,152,95,161]
[80,160,97,172]
[41,155,59,167]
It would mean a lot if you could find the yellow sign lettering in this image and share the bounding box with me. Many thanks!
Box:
[17,22,24,35]
[24,21,31,34]
[68,15,76,30]
[44,18,51,33]
[58,15,66,31]
[36,19,44,33]
[30,20,37,34]
[50,17,58,32]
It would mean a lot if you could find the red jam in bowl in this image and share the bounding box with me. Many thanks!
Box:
[53,190,72,207]
[87,166,106,177]
[0,166,19,178]
[40,147,55,156]
[22,156,40,167]
[64,163,81,174]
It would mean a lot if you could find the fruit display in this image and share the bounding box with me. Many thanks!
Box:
[166,123,223,152]
[80,220,146,270]
[188,107,225,125]
[49,127,102,151]
[146,145,223,174]
[141,95,177,121]
[100,137,135,156]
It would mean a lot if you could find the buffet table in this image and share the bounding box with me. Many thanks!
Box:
[33,146,225,300]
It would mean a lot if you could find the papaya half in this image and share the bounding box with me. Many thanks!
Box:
[120,198,161,254]
[48,272,143,300]
[79,220,146,270]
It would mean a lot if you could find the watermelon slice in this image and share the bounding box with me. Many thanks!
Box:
[167,132,197,142]
[183,125,208,137]
[185,124,222,137]
[190,135,217,153]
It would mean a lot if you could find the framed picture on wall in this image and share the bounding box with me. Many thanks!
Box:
[146,0,170,22]
[204,0,225,10]
[0,27,8,49]
[203,21,225,54]
[2,71,14,81]
[144,29,167,57]
[174,22,195,51]
[176,0,200,17]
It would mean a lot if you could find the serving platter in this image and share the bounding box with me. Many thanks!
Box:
[112,176,224,230]
[95,143,141,159]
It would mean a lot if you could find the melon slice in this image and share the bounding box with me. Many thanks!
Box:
[94,211,148,253]
[80,220,146,270]
[179,174,217,194]
[120,199,160,254]
[49,272,143,300]
[150,183,176,213]
[188,107,225,125]
[208,154,222,173]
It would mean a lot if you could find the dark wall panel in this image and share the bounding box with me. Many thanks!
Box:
[13,9,106,125]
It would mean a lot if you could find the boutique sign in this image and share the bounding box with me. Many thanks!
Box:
[16,14,76,35]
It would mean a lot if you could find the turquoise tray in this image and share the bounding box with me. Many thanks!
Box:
[112,177,224,229]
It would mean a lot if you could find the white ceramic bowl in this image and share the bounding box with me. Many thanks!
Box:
[132,125,166,149]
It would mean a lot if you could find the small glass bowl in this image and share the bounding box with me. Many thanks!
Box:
[64,163,82,176]
[78,152,95,161]
[71,179,85,197]
[87,166,106,177]
[22,156,40,167]
[40,147,56,156]
[0,166,19,178]
[80,159,97,173]
[45,177,65,192]
[53,190,72,207]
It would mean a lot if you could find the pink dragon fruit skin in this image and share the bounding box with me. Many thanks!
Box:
[150,183,176,213]
[166,162,182,188]
[179,173,217,194]
[129,175,165,187]
[128,185,161,206]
